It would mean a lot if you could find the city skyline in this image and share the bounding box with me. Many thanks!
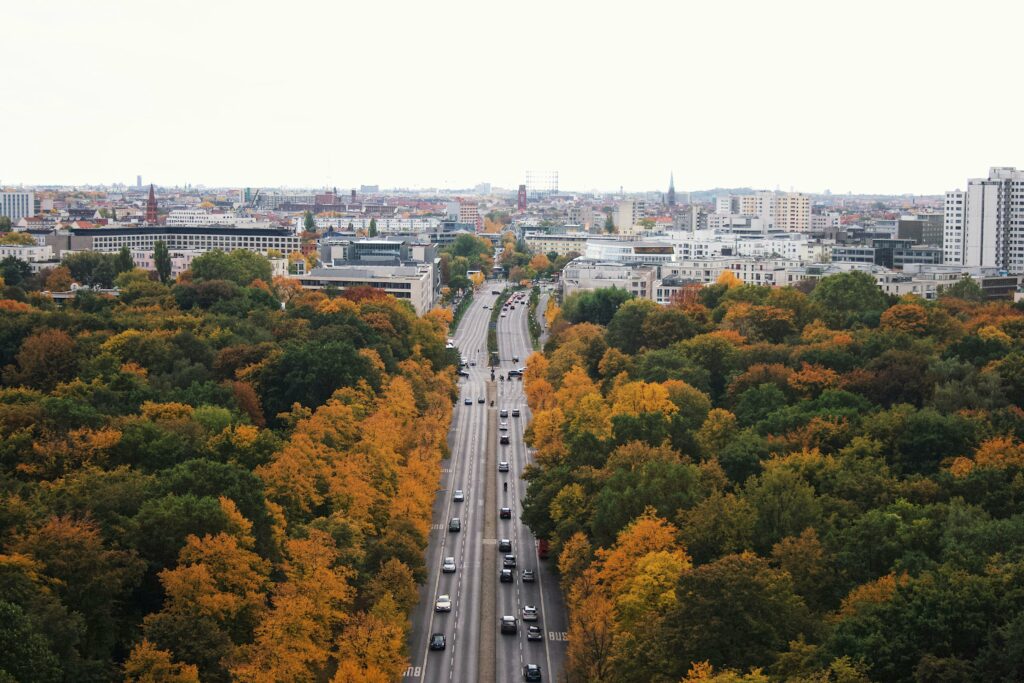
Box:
[4,1,1023,194]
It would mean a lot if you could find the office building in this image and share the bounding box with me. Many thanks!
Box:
[897,214,943,247]
[561,259,657,300]
[1,191,36,222]
[296,263,436,315]
[615,200,645,233]
[63,225,300,256]
[943,167,1024,271]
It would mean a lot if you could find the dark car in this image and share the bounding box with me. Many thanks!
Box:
[522,569,535,582]
[498,538,512,552]
[523,664,542,681]
[463,397,472,405]
[500,408,509,418]
[500,434,510,445]
[500,507,512,519]
[430,633,446,650]
[512,408,521,417]
[477,397,485,404]
[527,625,543,641]
[501,616,517,634]
[503,553,517,568]
[458,370,470,378]
[448,517,461,532]
[500,568,513,583]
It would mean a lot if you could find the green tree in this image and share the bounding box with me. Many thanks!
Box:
[0,601,63,683]
[606,298,659,354]
[604,212,615,233]
[0,215,12,231]
[810,271,889,328]
[368,218,378,237]
[153,240,172,284]
[303,210,315,232]
[115,245,135,274]
[190,250,271,286]
[1,255,32,286]
[939,277,985,302]
[668,552,812,673]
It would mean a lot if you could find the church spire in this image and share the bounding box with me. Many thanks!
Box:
[667,172,676,207]
[146,184,158,224]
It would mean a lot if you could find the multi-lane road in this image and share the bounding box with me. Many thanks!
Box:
[407,285,567,683]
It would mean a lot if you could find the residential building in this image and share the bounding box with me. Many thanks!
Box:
[166,209,268,227]
[561,259,657,300]
[615,200,645,233]
[0,243,53,263]
[584,239,675,265]
[524,231,611,258]
[897,213,943,247]
[773,192,812,232]
[943,167,1024,271]
[1,191,35,222]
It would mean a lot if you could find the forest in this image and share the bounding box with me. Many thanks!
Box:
[0,250,458,682]
[523,271,1024,683]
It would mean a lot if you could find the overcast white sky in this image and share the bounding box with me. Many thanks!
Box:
[3,0,1022,194]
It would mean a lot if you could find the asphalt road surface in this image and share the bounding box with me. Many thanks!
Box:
[406,285,568,683]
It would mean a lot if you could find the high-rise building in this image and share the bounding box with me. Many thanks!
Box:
[458,200,482,230]
[517,184,527,212]
[944,167,1024,271]
[667,173,676,207]
[0,191,35,222]
[145,185,158,224]
[136,175,142,189]
[773,193,811,232]
[615,200,645,232]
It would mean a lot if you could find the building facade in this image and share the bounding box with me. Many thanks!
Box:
[0,191,35,222]
[944,167,1024,272]
[66,226,300,255]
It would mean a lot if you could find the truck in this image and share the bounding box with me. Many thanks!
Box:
[537,539,549,560]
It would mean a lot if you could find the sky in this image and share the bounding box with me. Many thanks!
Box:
[3,0,1022,195]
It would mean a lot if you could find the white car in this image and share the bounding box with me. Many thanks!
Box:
[435,594,452,612]
[522,605,538,621]
[499,421,509,431]
[442,557,456,573]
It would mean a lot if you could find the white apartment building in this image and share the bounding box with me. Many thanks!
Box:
[811,211,841,231]
[0,243,53,262]
[1,191,35,222]
[524,231,607,257]
[943,167,1024,272]
[561,259,657,300]
[661,256,802,288]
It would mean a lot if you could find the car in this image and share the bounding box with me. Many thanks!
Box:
[513,356,519,363]
[498,460,510,472]
[507,369,522,378]
[499,421,509,431]
[522,569,535,582]
[501,313,507,317]
[482,305,489,309]
[500,434,510,445]
[442,557,456,573]
[510,305,515,310]
[430,633,446,650]
[463,397,472,405]
[453,489,464,502]
[435,594,452,612]
[527,625,543,641]
[503,553,517,568]
[448,517,461,532]
[523,664,542,681]
[500,615,517,634]
[470,361,476,366]
[477,397,485,404]
[458,370,470,378]
[499,408,509,418]
[500,568,513,583]
[492,290,500,295]
[500,507,512,519]
[522,604,537,621]
[512,408,521,417]
[499,538,512,552]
